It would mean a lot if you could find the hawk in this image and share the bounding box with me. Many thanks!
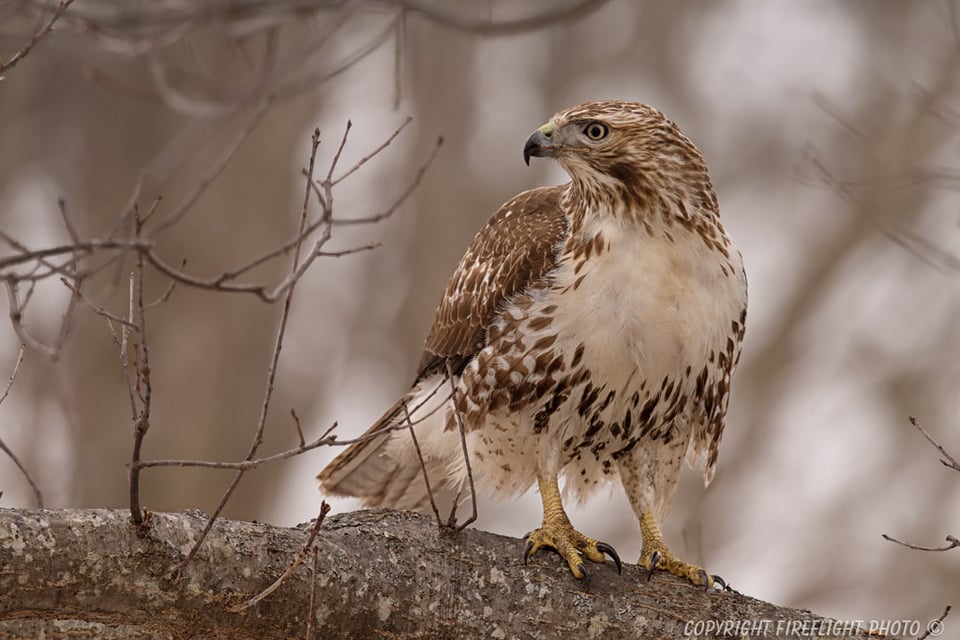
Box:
[318,100,747,587]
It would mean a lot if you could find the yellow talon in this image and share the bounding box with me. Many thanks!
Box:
[639,510,721,589]
[524,473,622,579]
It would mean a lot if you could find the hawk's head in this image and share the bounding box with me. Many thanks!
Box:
[524,100,717,221]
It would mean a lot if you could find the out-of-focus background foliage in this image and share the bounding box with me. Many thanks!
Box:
[2,0,958,625]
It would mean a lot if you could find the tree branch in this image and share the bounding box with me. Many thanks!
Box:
[0,508,885,639]
[0,0,75,77]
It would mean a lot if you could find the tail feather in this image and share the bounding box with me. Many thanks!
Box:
[317,389,455,511]
[317,398,404,499]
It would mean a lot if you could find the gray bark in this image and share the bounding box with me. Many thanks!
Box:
[0,508,879,639]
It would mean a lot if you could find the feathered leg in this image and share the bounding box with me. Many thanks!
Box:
[619,441,722,589]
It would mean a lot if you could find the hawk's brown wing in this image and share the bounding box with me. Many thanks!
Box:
[318,185,568,503]
[416,185,568,378]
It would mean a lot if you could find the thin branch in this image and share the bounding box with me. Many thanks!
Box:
[0,237,148,272]
[0,438,44,508]
[230,501,331,612]
[0,345,24,408]
[59,279,138,328]
[56,198,81,245]
[317,243,380,257]
[150,98,273,234]
[331,135,443,226]
[445,359,476,532]
[178,127,323,569]
[208,217,331,284]
[881,418,959,553]
[124,262,148,526]
[291,408,305,448]
[50,272,81,360]
[305,546,318,640]
[4,279,59,360]
[881,533,960,552]
[908,416,960,471]
[0,0,76,77]
[331,116,411,186]
[136,428,335,471]
[0,345,44,507]
[402,400,442,527]
[917,605,951,640]
[119,273,139,421]
[324,120,352,183]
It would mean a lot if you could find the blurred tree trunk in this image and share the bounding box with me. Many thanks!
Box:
[0,508,880,639]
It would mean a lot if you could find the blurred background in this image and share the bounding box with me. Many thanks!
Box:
[1,0,959,626]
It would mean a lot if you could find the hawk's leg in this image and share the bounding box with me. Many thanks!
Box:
[523,473,622,579]
[639,510,722,589]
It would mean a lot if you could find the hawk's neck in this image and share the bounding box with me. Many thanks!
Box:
[561,177,731,260]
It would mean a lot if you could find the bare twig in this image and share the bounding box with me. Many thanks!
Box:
[331,116,411,186]
[178,127,323,569]
[128,210,154,527]
[0,439,44,508]
[881,418,959,553]
[305,545,319,640]
[0,0,76,77]
[151,98,273,234]
[917,605,951,640]
[0,237,149,272]
[4,279,61,360]
[137,427,335,471]
[292,409,305,447]
[59,278,139,329]
[402,400,442,527]
[445,360,476,532]
[230,501,331,612]
[325,120,352,184]
[0,345,25,408]
[881,533,960,552]
[331,135,443,227]
[0,345,44,507]
[56,198,81,245]
[908,416,960,471]
[317,243,380,257]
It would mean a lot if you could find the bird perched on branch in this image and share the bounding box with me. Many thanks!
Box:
[318,100,747,587]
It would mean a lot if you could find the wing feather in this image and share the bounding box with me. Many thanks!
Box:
[417,186,568,377]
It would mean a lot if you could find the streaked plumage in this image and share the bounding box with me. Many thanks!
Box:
[318,100,747,584]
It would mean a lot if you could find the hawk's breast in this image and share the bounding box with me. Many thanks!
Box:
[459,215,746,499]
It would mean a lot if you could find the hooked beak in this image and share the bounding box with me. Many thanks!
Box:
[523,123,557,166]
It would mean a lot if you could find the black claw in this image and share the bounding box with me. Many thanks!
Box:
[645,550,660,582]
[523,540,534,565]
[596,541,622,575]
[576,561,588,580]
[711,574,727,590]
[698,568,710,592]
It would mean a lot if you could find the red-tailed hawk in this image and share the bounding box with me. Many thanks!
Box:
[318,100,747,587]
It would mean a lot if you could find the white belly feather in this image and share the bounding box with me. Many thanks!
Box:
[391,219,746,510]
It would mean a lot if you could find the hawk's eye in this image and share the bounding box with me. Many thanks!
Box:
[584,122,609,141]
